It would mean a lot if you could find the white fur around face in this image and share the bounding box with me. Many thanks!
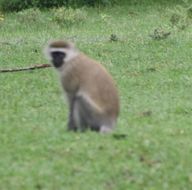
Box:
[44,47,79,63]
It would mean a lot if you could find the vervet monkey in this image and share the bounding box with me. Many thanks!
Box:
[45,40,119,133]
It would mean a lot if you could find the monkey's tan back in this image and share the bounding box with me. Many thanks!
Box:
[62,53,119,119]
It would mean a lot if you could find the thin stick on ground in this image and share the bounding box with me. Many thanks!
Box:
[0,64,52,73]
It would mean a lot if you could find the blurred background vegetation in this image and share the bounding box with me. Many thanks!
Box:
[0,0,185,12]
[0,0,116,11]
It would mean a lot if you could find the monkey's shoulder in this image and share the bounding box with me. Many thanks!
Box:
[73,54,111,77]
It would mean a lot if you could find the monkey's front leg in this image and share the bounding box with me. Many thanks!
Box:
[67,97,77,131]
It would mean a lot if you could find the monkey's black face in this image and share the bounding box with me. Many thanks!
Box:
[51,51,66,68]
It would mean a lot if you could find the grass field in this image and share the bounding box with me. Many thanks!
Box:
[0,1,192,189]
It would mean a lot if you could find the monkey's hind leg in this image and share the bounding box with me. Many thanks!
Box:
[100,125,113,133]
[75,94,113,132]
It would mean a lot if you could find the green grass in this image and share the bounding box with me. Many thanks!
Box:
[1,1,192,189]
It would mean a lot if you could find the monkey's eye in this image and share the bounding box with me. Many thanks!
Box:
[51,51,66,60]
[51,51,66,68]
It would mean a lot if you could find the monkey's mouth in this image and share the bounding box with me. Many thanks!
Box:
[52,59,64,68]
